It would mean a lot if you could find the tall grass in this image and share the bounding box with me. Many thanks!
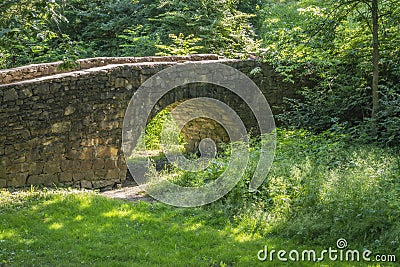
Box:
[166,129,400,255]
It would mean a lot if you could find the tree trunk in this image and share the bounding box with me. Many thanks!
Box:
[371,0,379,119]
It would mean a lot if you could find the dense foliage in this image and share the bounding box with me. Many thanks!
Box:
[258,0,400,144]
[1,0,398,144]
[0,0,258,68]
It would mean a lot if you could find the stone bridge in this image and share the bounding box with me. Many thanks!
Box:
[0,54,299,189]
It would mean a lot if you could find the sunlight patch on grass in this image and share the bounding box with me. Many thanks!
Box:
[74,215,83,222]
[102,209,132,218]
[48,222,63,230]
[233,233,259,243]
[76,196,93,210]
[42,198,61,207]
[0,230,15,240]
[184,222,204,231]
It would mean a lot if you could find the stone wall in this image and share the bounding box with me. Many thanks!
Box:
[0,54,220,84]
[0,55,298,188]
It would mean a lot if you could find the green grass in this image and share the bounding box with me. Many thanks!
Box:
[0,189,396,266]
[1,129,399,266]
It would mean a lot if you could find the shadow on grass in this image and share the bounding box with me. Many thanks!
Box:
[0,191,272,266]
[0,190,395,266]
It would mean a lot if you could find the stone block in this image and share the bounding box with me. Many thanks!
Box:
[80,138,103,147]
[61,160,75,172]
[115,78,128,88]
[73,171,94,181]
[80,180,93,188]
[92,180,115,189]
[96,146,119,158]
[14,155,26,163]
[27,174,58,185]
[20,88,33,98]
[66,149,80,160]
[0,179,6,188]
[105,169,120,180]
[28,162,43,175]
[8,172,28,187]
[79,147,94,160]
[58,172,73,183]
[64,105,76,116]
[9,163,28,173]
[78,160,93,171]
[93,158,104,170]
[0,157,10,168]
[4,89,18,102]
[4,146,14,155]
[94,169,107,178]
[104,159,117,169]
[43,162,61,175]
[33,84,50,95]
[0,167,6,178]
[51,121,71,133]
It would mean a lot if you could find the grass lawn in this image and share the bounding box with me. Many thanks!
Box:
[0,189,396,266]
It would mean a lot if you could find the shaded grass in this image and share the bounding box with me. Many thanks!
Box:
[0,190,291,266]
[0,189,396,266]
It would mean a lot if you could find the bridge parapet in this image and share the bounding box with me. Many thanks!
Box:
[0,54,221,85]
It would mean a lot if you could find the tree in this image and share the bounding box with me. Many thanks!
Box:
[311,0,382,120]
[258,0,399,143]
[0,0,69,68]
[371,0,379,119]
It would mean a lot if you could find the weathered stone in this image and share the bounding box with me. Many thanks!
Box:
[80,138,103,147]
[27,174,58,185]
[8,173,28,187]
[73,171,94,181]
[1,157,10,168]
[14,155,26,163]
[115,78,128,88]
[33,84,50,95]
[43,143,65,155]
[92,159,105,170]
[20,88,33,98]
[0,168,6,178]
[66,149,80,160]
[4,89,18,101]
[104,159,117,169]
[64,105,76,116]
[9,163,28,173]
[28,162,43,175]
[105,169,120,180]
[51,121,71,133]
[92,180,115,188]
[61,160,76,172]
[0,179,6,187]
[78,160,93,171]
[58,172,73,182]
[79,147,94,160]
[43,162,61,174]
[80,180,92,188]
[94,169,107,178]
[96,146,119,158]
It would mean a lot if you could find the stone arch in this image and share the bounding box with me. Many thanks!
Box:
[146,82,260,153]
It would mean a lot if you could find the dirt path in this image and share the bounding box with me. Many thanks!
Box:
[101,183,154,203]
